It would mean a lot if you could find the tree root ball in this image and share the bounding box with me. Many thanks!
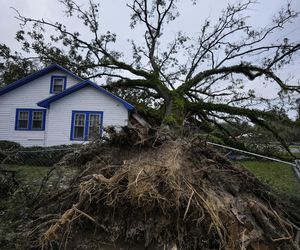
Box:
[31,138,300,250]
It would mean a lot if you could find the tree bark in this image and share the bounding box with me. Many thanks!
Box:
[163,92,186,128]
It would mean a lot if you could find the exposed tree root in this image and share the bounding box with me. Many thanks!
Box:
[28,137,300,250]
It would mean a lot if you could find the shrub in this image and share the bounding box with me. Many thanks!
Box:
[0,141,22,151]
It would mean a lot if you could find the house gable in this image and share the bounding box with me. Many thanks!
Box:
[0,64,83,97]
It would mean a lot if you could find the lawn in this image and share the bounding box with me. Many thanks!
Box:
[3,165,52,184]
[0,165,53,249]
[1,164,77,183]
[0,164,78,249]
[240,161,300,200]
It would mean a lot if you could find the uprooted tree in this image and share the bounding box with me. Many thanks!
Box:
[2,2,300,248]
[1,0,300,148]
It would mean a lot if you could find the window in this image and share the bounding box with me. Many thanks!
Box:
[32,111,44,129]
[15,109,46,131]
[74,113,85,140]
[50,76,67,94]
[71,111,103,141]
[88,114,100,139]
[18,111,29,129]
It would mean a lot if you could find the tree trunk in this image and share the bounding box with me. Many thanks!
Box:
[163,92,186,128]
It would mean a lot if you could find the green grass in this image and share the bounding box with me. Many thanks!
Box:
[2,164,77,187]
[0,165,77,249]
[240,161,300,200]
[0,165,52,249]
[3,165,52,184]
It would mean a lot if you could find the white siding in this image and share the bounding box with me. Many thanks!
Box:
[46,86,129,146]
[0,70,81,146]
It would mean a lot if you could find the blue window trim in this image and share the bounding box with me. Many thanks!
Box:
[15,108,46,131]
[70,110,104,141]
[50,75,67,94]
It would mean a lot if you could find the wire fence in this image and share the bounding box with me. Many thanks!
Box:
[0,146,76,167]
[207,141,300,202]
[207,141,296,166]
[0,137,299,203]
[0,145,79,199]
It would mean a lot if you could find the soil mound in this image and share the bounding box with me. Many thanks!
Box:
[30,137,300,249]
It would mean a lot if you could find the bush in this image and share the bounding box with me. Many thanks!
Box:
[0,141,22,151]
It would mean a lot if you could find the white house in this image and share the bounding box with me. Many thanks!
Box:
[0,64,134,147]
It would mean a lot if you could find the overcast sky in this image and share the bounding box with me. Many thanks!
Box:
[0,0,300,114]
[1,0,300,49]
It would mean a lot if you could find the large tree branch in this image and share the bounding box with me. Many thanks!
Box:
[179,63,300,94]
[187,100,294,155]
[107,78,157,90]
[187,100,276,119]
[106,77,171,100]
[249,116,294,158]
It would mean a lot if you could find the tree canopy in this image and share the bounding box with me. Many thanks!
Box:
[1,0,300,152]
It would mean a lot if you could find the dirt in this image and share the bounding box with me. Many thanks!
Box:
[23,133,300,249]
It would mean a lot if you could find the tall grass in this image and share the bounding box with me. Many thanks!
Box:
[241,161,300,201]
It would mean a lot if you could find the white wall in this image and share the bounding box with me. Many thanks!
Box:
[0,70,81,146]
[46,86,129,146]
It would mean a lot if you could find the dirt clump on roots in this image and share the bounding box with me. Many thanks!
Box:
[28,135,300,250]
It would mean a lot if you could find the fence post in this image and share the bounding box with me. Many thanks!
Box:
[294,160,300,183]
